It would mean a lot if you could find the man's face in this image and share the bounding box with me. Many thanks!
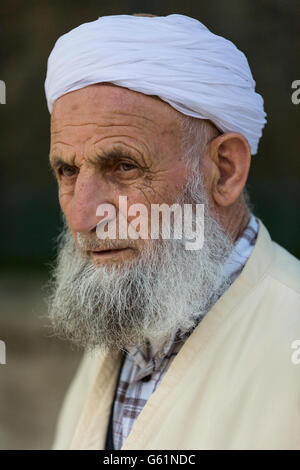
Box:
[50,83,190,264]
[48,84,234,352]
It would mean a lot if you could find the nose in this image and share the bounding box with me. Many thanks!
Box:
[66,168,113,234]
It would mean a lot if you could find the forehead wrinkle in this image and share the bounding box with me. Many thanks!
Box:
[51,126,158,165]
[51,108,171,134]
[104,110,163,129]
[50,135,150,163]
[51,122,145,132]
[50,140,74,148]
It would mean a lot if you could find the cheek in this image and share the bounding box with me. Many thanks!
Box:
[156,169,190,204]
[58,190,73,220]
[122,176,185,235]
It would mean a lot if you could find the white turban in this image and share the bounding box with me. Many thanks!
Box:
[44,14,266,155]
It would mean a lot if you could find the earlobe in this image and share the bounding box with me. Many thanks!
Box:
[210,132,251,207]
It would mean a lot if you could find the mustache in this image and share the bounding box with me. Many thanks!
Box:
[76,233,138,252]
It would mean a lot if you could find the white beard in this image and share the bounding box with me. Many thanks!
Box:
[47,172,234,353]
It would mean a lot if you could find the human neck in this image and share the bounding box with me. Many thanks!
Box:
[214,196,251,243]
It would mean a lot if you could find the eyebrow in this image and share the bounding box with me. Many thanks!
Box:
[49,146,141,172]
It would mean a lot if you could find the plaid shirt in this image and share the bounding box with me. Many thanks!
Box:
[111,213,259,449]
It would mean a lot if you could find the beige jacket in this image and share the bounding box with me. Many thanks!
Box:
[52,219,300,450]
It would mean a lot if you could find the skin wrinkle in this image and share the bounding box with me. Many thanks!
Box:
[51,137,148,162]
[50,83,250,258]
[47,167,236,352]
[46,13,257,353]
[47,82,253,351]
[51,121,153,129]
[50,134,159,178]
[51,105,171,132]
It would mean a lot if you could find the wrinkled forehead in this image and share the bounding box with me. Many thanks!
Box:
[50,82,181,133]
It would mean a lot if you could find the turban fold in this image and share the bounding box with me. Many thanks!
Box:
[45,14,266,155]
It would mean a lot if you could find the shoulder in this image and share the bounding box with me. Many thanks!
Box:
[252,218,300,297]
[268,240,300,295]
[234,218,300,338]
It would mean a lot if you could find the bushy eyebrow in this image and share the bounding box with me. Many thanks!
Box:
[49,153,75,172]
[49,146,143,173]
[92,147,140,167]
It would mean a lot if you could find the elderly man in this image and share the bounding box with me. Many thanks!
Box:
[45,14,300,450]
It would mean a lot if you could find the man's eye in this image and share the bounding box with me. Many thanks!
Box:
[117,162,137,172]
[59,165,77,178]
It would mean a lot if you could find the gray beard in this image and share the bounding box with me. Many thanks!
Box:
[46,172,234,353]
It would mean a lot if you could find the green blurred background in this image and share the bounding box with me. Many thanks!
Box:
[0,0,299,450]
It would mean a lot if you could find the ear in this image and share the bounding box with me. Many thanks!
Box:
[208,132,251,207]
